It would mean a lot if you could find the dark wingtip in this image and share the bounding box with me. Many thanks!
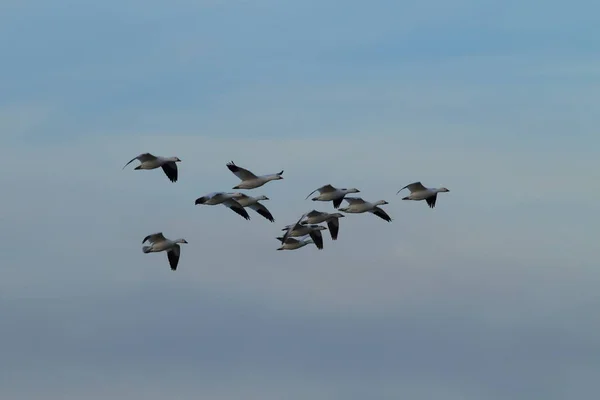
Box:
[195,197,206,205]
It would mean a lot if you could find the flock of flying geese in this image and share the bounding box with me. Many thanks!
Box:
[124,152,451,271]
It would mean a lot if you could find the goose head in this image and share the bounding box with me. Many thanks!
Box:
[256,195,270,201]
[374,200,389,206]
[310,225,327,231]
[341,188,360,194]
[439,187,450,192]
[176,239,188,244]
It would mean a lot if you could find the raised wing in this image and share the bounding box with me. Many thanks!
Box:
[397,181,427,194]
[143,232,166,244]
[123,153,156,169]
[226,161,258,180]
[304,184,336,200]
[167,245,180,271]
[161,162,178,183]
[343,197,366,205]
[281,212,308,243]
[250,203,275,222]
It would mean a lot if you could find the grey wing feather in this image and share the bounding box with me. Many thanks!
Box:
[397,181,426,194]
[123,153,155,169]
[143,232,165,244]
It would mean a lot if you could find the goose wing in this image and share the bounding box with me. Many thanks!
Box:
[327,218,340,240]
[305,210,322,218]
[161,162,178,182]
[226,161,258,180]
[397,181,427,194]
[371,207,392,222]
[304,184,336,200]
[224,199,251,220]
[250,202,275,222]
[123,153,156,169]
[308,229,324,250]
[343,197,365,205]
[167,245,180,271]
[426,193,437,208]
[143,232,167,244]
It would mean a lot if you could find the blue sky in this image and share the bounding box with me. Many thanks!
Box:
[1,0,599,399]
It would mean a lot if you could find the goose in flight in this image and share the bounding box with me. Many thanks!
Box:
[123,153,181,182]
[194,192,251,220]
[301,210,345,240]
[142,232,188,271]
[280,220,326,250]
[397,182,450,209]
[305,184,360,208]
[338,197,392,222]
[226,161,284,190]
[231,192,275,222]
[276,236,315,251]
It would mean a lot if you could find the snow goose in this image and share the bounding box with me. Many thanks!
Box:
[231,193,275,222]
[276,236,315,251]
[396,182,450,208]
[142,232,188,271]
[338,197,392,222]
[301,210,345,240]
[226,161,283,189]
[280,220,326,250]
[304,184,360,208]
[194,192,251,220]
[123,153,181,182]
[280,212,308,245]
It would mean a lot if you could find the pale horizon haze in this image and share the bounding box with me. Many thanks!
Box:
[1,1,599,399]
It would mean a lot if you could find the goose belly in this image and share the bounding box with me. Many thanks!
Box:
[317,192,342,201]
[410,190,434,200]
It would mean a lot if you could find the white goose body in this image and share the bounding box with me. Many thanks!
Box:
[123,153,181,182]
[142,232,188,271]
[226,161,284,190]
[338,197,392,222]
[277,237,314,251]
[194,192,251,220]
[304,184,361,208]
[397,182,450,208]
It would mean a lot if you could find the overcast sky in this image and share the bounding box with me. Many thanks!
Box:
[1,1,599,399]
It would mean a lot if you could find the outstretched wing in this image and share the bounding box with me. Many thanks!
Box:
[397,181,427,194]
[308,230,324,250]
[250,203,275,222]
[161,162,178,182]
[426,193,437,208]
[123,153,156,169]
[371,207,392,222]
[167,245,180,271]
[224,199,251,220]
[343,197,365,205]
[142,232,166,244]
[304,184,336,200]
[226,161,258,180]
